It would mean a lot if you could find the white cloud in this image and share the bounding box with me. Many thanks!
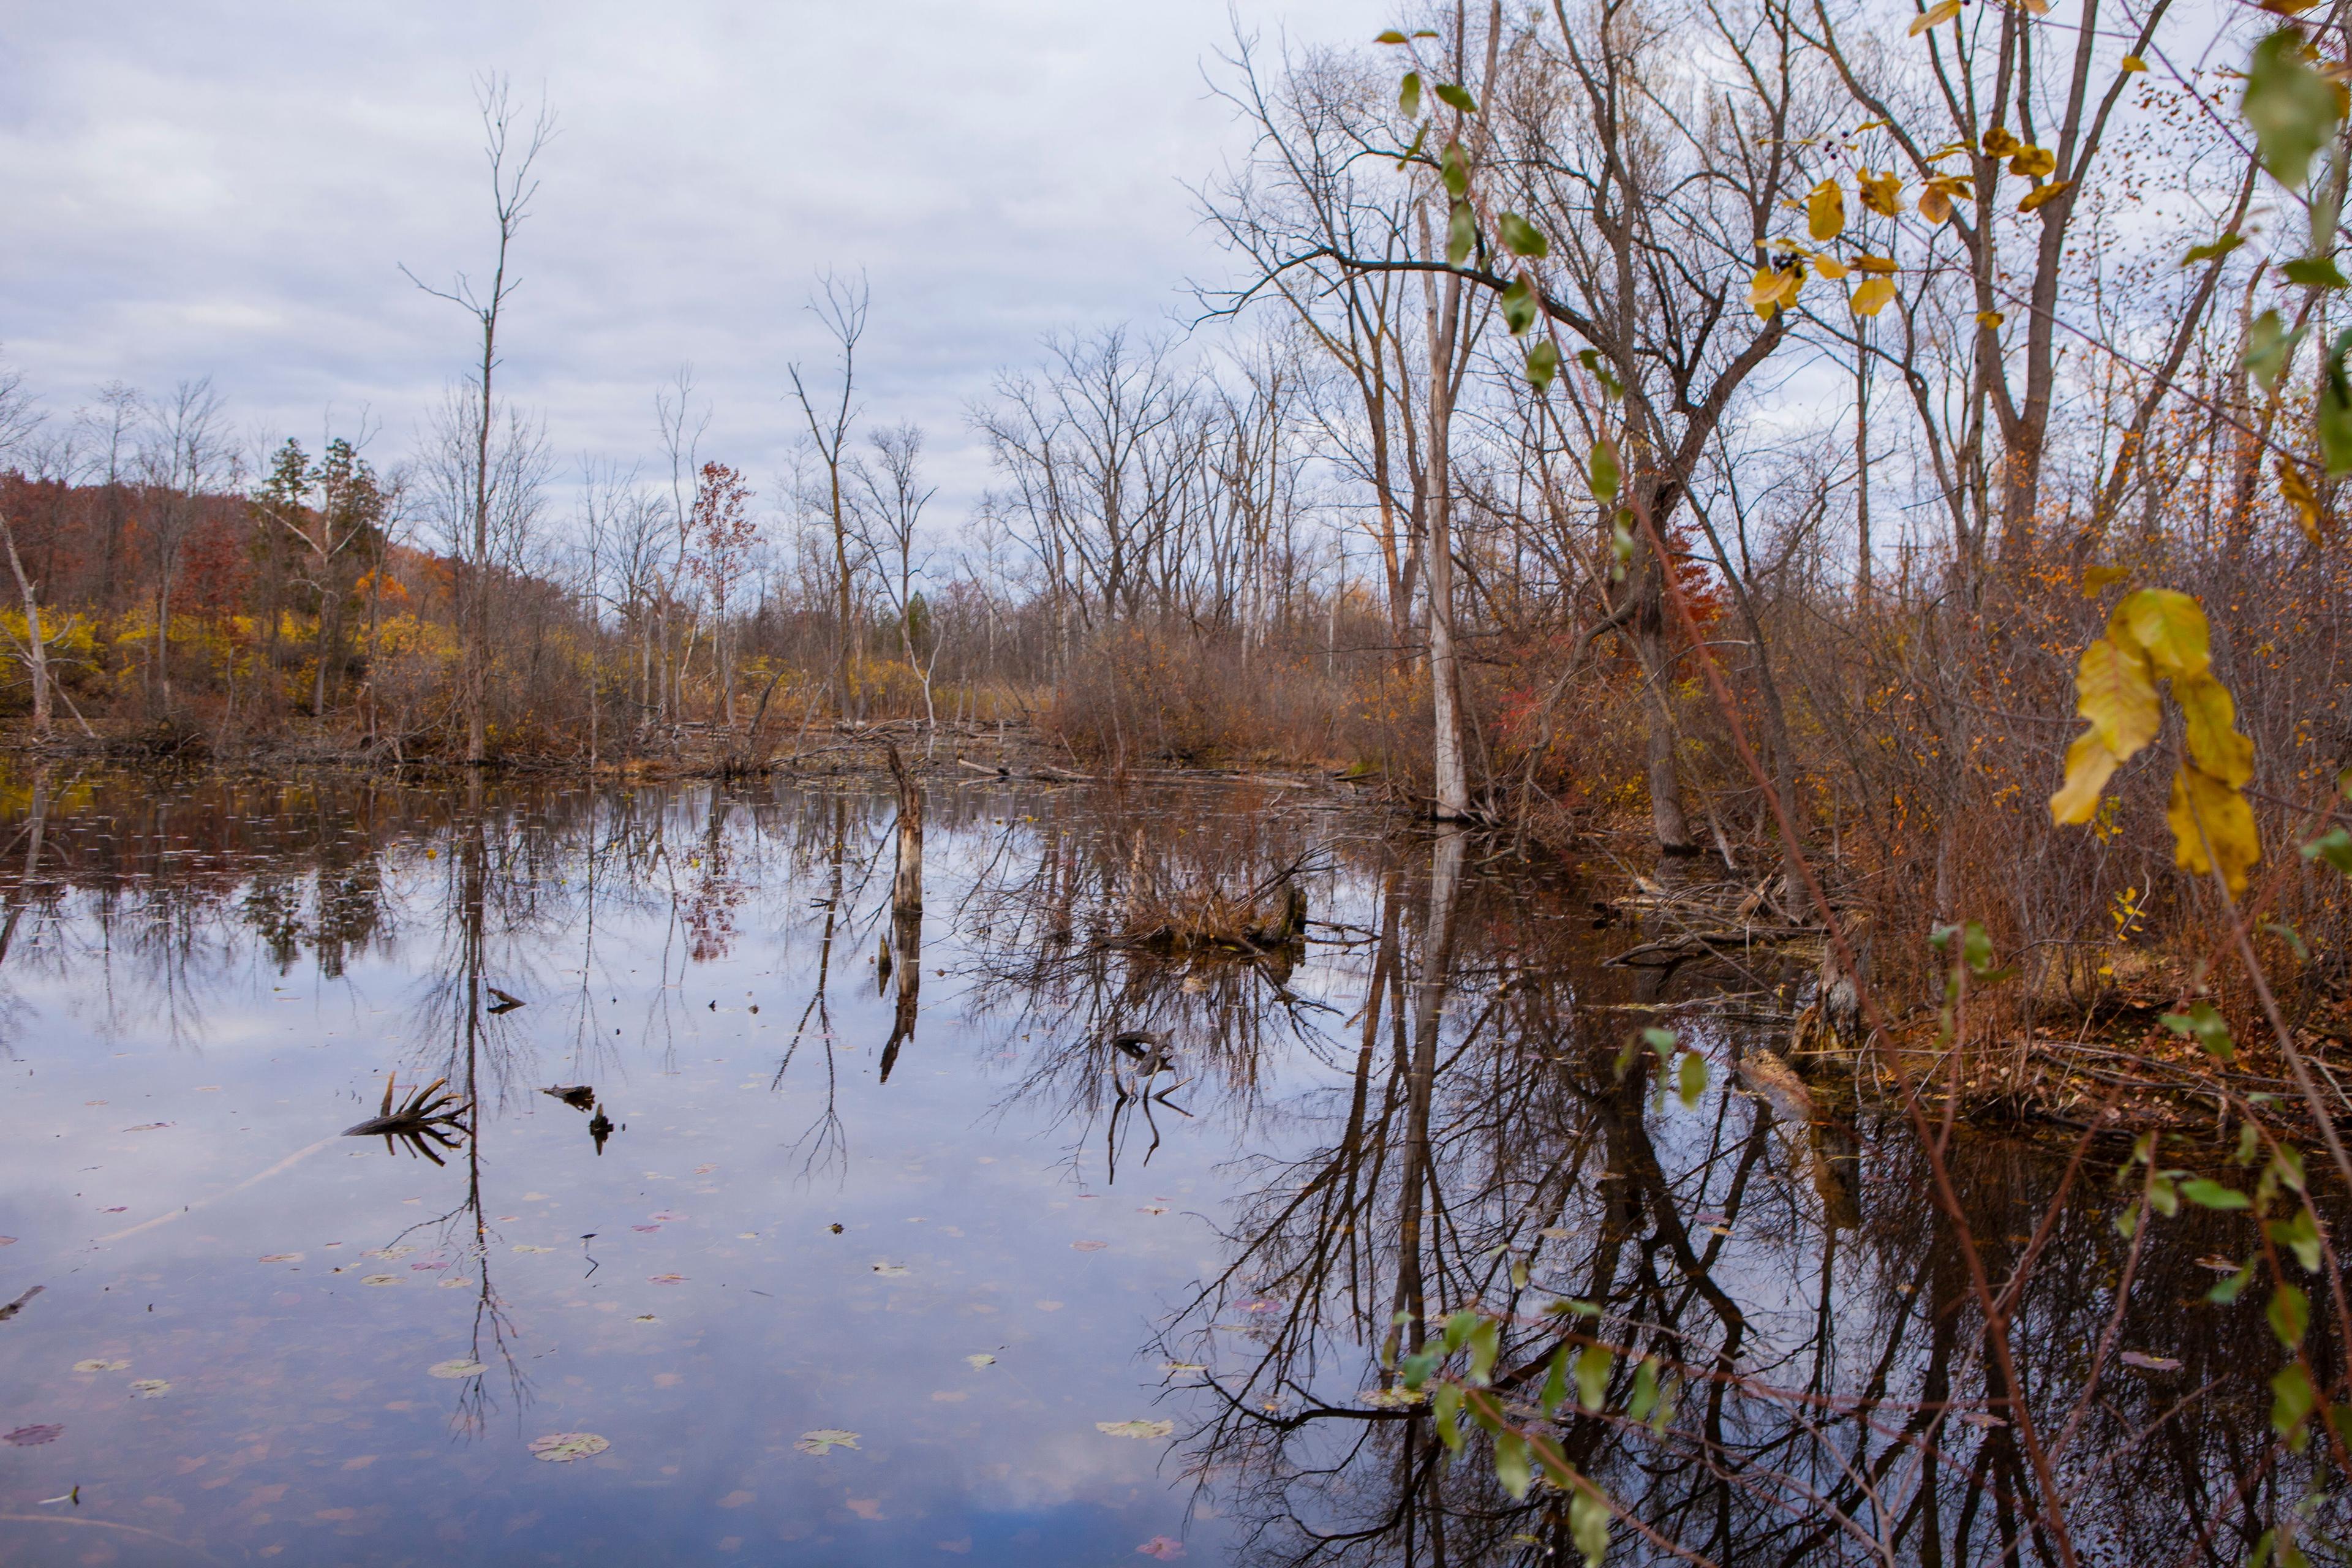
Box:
[0,0,1373,522]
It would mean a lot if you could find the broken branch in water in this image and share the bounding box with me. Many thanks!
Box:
[343,1074,470,1163]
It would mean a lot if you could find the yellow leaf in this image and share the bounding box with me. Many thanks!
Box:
[2167,764,2260,896]
[1909,0,1963,31]
[1977,309,2006,328]
[1812,252,1850,281]
[2109,588,2211,681]
[1919,177,1971,224]
[2051,733,2124,824]
[1981,126,2023,158]
[1850,276,1898,316]
[2174,673,2253,788]
[2073,636,2162,757]
[1858,170,1904,216]
[2278,458,2324,543]
[1749,265,1799,318]
[1852,254,1901,274]
[2008,145,2056,178]
[2121,55,2149,71]
[2018,179,2075,212]
[2079,564,2129,597]
[1807,179,1846,241]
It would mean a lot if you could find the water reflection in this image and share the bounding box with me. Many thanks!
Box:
[0,768,2326,1565]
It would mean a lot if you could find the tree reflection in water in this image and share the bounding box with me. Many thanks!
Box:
[0,766,2331,1560]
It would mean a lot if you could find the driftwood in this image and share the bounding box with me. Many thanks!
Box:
[344,1074,470,1164]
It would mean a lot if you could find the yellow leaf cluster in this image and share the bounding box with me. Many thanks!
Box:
[1919,176,1972,224]
[1858,170,1904,216]
[1909,0,1961,35]
[2278,459,2324,544]
[2048,588,2261,895]
[1749,263,1801,318]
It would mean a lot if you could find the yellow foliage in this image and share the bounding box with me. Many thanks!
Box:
[1806,178,1845,241]
[2049,587,2261,895]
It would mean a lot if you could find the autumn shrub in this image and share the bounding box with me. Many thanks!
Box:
[1044,625,1348,770]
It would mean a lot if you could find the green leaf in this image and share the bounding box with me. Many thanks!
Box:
[1440,141,1469,198]
[2182,232,2245,266]
[1434,82,1479,115]
[2245,28,2344,189]
[1499,211,1549,258]
[1525,338,1561,391]
[1627,1357,1660,1423]
[1961,920,1996,976]
[1494,1430,1532,1499]
[2209,1260,2254,1303]
[1443,1310,1480,1353]
[2318,328,2352,477]
[2269,1281,2310,1349]
[2269,1206,2324,1272]
[2158,1000,2237,1065]
[1574,1344,1610,1410]
[1676,1051,1709,1110]
[2149,1173,2179,1218]
[1400,1348,1442,1389]
[1575,347,1624,399]
[2285,254,2351,287]
[1393,123,1429,172]
[1446,200,1476,266]
[1589,439,1623,507]
[1501,276,1539,337]
[1569,1488,1612,1567]
[2114,1199,2141,1240]
[1540,1344,1572,1415]
[1400,72,1423,120]
[2271,1360,2317,1450]
[1640,1025,1676,1054]
[2302,825,2352,872]
[1466,1318,1500,1385]
[2180,1177,2250,1210]
[2275,1144,2309,1193]
[2242,308,2306,392]
[1433,1382,1465,1450]
[1375,28,1411,43]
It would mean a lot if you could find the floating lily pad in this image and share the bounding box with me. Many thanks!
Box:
[258,1253,303,1264]
[647,1273,686,1284]
[1096,1419,1174,1439]
[428,1359,486,1379]
[72,1359,129,1373]
[363,1247,415,1260]
[3,1424,62,1446]
[1071,1240,1109,1252]
[963,1354,997,1370]
[511,1245,554,1254]
[128,1379,171,1398]
[360,1275,401,1286]
[528,1431,610,1462]
[795,1428,861,1455]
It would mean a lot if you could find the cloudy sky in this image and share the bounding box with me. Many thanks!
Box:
[1,1,1370,524]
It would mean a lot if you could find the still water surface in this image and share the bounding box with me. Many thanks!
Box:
[0,769,2315,1565]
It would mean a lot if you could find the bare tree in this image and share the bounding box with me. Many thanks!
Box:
[137,378,233,715]
[403,74,556,765]
[850,421,941,733]
[787,271,869,718]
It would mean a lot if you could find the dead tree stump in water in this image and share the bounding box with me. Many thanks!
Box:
[880,742,924,1082]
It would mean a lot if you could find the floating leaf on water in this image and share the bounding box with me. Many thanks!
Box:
[364,1247,415,1260]
[633,1314,658,1324]
[1138,1537,1187,1561]
[632,1224,662,1232]
[1538,1227,1574,1240]
[72,1359,129,1373]
[1358,1387,1427,1408]
[528,1431,611,1463]
[128,1379,171,1398]
[0,1237,14,1246]
[694,1164,718,1175]
[3,1424,62,1446]
[1137,1205,1169,1215]
[964,1354,997,1369]
[648,1273,687,1284]
[360,1275,401,1287]
[872,1263,910,1276]
[795,1428,861,1455]
[511,1245,554,1254]
[436,1277,473,1290]
[1161,1361,1207,1374]
[258,1253,303,1264]
[2120,1351,2183,1371]
[410,1261,450,1270]
[100,1207,127,1213]
[1097,1419,1175,1439]
[1071,1240,1109,1253]
[121,1123,172,1133]
[428,1359,487,1379]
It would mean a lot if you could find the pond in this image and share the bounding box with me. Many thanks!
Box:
[0,766,2328,1566]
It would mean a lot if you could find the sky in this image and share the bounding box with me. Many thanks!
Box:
[0,1,1373,531]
